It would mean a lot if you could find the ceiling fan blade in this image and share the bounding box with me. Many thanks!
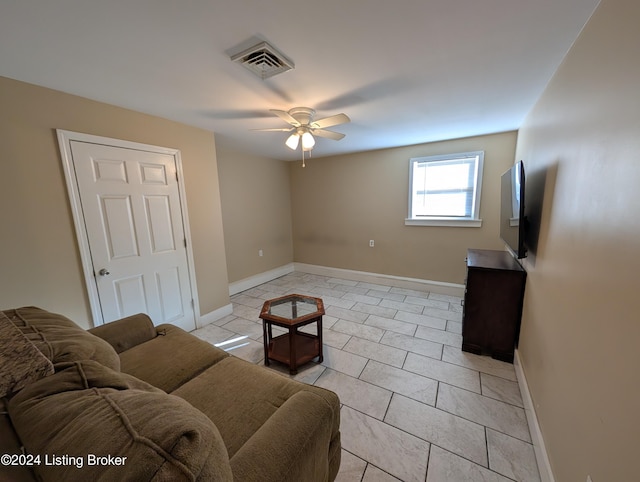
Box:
[270,109,300,126]
[312,129,346,141]
[251,127,294,132]
[311,113,350,129]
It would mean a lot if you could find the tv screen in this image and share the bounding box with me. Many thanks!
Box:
[500,161,527,259]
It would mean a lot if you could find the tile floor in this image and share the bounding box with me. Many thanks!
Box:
[191,272,541,482]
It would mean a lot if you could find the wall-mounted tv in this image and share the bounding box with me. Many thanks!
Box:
[500,160,527,259]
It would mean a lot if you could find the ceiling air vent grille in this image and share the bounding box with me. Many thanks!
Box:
[231,41,294,79]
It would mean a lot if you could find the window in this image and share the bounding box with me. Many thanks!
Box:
[406,151,484,227]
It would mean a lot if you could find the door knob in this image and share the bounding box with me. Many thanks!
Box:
[98,268,110,276]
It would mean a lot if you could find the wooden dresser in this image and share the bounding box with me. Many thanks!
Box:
[461,249,526,363]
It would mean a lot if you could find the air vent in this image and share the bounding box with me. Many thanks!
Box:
[231,41,294,79]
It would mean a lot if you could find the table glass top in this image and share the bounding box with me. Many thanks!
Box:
[267,295,320,320]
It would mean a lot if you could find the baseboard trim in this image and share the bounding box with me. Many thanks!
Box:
[514,349,555,482]
[198,303,233,329]
[226,261,464,301]
[229,263,295,296]
[293,263,465,298]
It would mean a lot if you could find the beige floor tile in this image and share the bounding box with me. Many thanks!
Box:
[403,352,481,393]
[359,360,438,406]
[192,324,236,345]
[385,394,487,466]
[437,383,531,442]
[380,331,443,360]
[394,310,447,330]
[362,464,402,481]
[343,292,384,305]
[332,319,385,342]
[315,369,392,420]
[441,345,517,381]
[352,302,398,319]
[343,337,407,368]
[341,406,430,482]
[379,298,424,314]
[220,317,263,340]
[426,446,512,482]
[326,305,369,323]
[365,315,417,336]
[487,429,541,481]
[415,324,463,348]
[321,345,368,378]
[404,295,450,310]
[481,372,524,407]
[335,450,367,482]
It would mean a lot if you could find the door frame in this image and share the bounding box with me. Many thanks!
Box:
[57,130,200,327]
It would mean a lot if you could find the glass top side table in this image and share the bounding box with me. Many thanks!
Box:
[259,294,324,374]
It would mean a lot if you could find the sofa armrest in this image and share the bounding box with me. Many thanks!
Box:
[230,390,340,482]
[88,313,157,354]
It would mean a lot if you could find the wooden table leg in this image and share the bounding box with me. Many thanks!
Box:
[317,316,323,363]
[262,320,270,366]
[289,326,297,375]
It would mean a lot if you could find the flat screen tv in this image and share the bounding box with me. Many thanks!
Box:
[500,160,527,259]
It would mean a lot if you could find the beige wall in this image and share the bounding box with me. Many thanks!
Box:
[515,0,639,480]
[216,136,294,283]
[290,132,517,284]
[0,77,229,328]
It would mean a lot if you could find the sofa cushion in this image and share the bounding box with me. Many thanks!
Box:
[172,356,341,459]
[0,312,54,398]
[8,360,232,482]
[1,397,37,482]
[119,324,229,393]
[229,390,338,482]
[3,307,120,371]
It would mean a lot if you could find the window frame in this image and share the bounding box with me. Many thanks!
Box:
[405,151,484,227]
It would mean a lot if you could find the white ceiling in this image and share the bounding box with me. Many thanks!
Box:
[0,0,599,161]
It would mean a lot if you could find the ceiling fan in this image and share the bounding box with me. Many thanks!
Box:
[254,107,350,166]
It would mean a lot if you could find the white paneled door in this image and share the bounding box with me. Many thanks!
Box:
[62,136,196,331]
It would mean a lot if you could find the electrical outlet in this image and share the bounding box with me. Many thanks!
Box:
[258,249,263,257]
[369,240,375,247]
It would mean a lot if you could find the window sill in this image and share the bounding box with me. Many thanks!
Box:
[405,218,482,228]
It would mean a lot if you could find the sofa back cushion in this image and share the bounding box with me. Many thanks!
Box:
[0,312,54,398]
[8,360,232,482]
[2,307,120,371]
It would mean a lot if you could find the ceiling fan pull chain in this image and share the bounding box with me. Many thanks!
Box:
[302,148,305,168]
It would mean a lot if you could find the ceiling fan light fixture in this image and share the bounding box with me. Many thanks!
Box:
[254,106,350,166]
[301,131,315,150]
[285,133,299,150]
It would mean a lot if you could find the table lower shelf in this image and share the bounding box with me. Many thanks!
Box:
[267,332,321,368]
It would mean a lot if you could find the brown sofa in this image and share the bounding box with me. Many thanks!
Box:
[0,307,341,481]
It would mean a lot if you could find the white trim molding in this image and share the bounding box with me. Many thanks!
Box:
[514,349,555,482]
[294,263,465,298]
[226,262,464,298]
[405,218,482,227]
[198,303,233,329]
[229,263,295,296]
